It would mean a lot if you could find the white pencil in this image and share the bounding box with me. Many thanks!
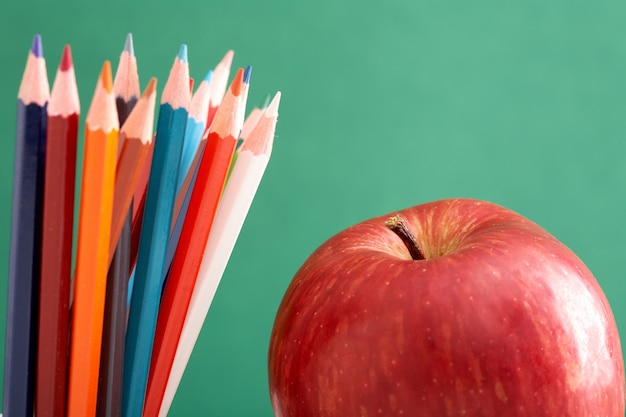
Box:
[159,91,281,416]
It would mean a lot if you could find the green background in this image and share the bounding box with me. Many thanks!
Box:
[1,0,625,415]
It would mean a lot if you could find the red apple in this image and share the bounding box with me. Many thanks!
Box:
[268,198,624,416]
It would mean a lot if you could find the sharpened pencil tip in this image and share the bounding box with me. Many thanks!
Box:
[144,77,157,97]
[60,45,72,71]
[32,34,43,58]
[243,66,252,84]
[203,70,213,84]
[221,50,234,68]
[178,44,188,63]
[124,33,135,56]
[231,68,244,96]
[265,91,281,117]
[101,61,113,93]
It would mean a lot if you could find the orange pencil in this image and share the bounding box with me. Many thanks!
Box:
[67,61,119,417]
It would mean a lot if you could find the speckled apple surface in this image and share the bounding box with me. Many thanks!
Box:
[269,198,624,417]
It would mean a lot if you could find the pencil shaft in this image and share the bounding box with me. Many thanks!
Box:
[97,205,131,417]
[172,139,205,231]
[122,104,187,417]
[130,141,154,267]
[144,131,236,417]
[160,152,270,415]
[160,94,280,414]
[67,127,118,417]
[109,138,150,259]
[37,112,79,417]
[164,141,206,284]
[5,100,47,417]
[98,48,140,413]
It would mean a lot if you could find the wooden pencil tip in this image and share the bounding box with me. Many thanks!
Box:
[223,50,234,65]
[243,66,252,84]
[101,61,113,92]
[144,77,157,97]
[32,34,43,58]
[177,44,188,63]
[265,91,281,118]
[124,33,135,56]
[60,45,72,71]
[231,68,244,97]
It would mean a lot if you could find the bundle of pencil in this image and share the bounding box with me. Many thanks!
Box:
[4,33,281,417]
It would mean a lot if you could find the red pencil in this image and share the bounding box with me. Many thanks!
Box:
[36,44,80,417]
[143,68,247,417]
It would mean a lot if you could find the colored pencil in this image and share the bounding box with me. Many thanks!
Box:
[113,33,140,129]
[159,91,281,416]
[96,205,131,417]
[113,33,143,271]
[142,68,246,417]
[237,66,252,133]
[206,50,234,128]
[130,140,154,267]
[171,139,204,236]
[36,44,79,417]
[5,34,49,417]
[97,35,154,416]
[170,51,232,226]
[226,66,255,183]
[240,106,264,141]
[163,68,250,285]
[122,45,190,417]
[108,80,157,262]
[107,33,141,272]
[67,61,119,417]
[177,70,212,192]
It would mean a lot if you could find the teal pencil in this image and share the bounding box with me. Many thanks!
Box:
[122,45,190,417]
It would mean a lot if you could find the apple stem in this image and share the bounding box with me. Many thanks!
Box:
[385,215,425,261]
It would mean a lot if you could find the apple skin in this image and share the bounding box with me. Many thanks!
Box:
[268,198,625,417]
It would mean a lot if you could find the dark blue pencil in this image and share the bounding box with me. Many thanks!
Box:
[5,34,50,417]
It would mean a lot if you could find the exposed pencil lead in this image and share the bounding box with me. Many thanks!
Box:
[265,91,281,118]
[124,33,134,56]
[231,68,244,96]
[243,66,252,84]
[203,70,213,84]
[178,44,188,63]
[60,45,73,71]
[32,34,43,58]
[101,61,113,93]
[261,94,271,109]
